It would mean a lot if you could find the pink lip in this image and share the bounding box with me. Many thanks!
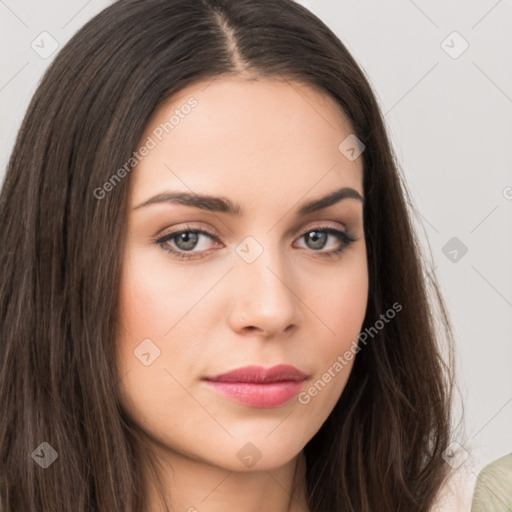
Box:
[203,365,308,408]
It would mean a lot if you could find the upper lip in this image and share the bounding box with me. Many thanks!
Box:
[204,364,308,383]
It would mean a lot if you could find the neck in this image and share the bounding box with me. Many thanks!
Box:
[143,445,310,512]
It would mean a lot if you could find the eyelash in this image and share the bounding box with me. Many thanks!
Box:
[154,224,357,261]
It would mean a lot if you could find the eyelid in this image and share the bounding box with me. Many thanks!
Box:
[153,220,349,244]
[153,222,220,243]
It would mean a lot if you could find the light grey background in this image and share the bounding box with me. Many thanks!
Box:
[1,0,511,479]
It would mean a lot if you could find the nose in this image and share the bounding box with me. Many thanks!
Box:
[226,248,303,338]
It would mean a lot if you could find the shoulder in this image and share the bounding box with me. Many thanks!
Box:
[429,462,478,512]
[471,453,512,511]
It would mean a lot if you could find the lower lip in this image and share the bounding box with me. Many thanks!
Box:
[203,380,305,408]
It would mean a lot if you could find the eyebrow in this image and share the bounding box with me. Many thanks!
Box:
[133,186,363,216]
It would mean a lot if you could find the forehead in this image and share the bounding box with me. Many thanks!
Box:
[130,76,363,206]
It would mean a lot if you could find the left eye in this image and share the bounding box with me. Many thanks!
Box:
[155,226,356,260]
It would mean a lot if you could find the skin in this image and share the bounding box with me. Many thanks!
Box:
[116,75,368,512]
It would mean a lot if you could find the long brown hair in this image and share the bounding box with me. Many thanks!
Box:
[0,0,456,510]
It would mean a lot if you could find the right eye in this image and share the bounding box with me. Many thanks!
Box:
[155,227,222,260]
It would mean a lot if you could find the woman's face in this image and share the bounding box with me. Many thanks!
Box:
[116,76,368,472]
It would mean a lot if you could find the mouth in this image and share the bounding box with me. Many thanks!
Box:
[202,364,308,408]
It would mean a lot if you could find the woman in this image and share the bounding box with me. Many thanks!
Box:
[0,0,460,510]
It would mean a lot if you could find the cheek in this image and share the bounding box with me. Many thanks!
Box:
[117,246,210,339]
[115,247,218,418]
[291,247,368,421]
[115,264,197,437]
[330,270,368,351]
[307,254,367,369]
[307,247,369,354]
